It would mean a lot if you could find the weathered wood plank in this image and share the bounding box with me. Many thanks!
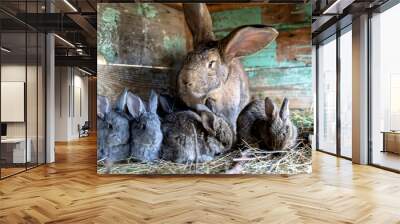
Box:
[98,3,189,66]
[98,64,176,104]
[97,3,189,103]
[210,4,312,109]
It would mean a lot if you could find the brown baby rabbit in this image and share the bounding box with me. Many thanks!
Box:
[159,95,234,163]
[237,97,298,151]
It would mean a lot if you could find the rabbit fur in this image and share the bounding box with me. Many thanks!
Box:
[126,90,163,162]
[237,97,298,151]
[159,95,234,163]
[178,3,279,132]
[97,90,131,164]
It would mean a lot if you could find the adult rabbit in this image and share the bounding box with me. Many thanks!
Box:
[178,3,279,132]
[237,97,298,151]
[159,96,234,163]
[126,90,163,162]
[97,90,131,169]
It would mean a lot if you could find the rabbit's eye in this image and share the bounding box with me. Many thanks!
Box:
[142,124,146,130]
[108,123,113,129]
[208,60,216,69]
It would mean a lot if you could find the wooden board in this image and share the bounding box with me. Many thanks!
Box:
[97,3,189,104]
[211,4,312,109]
[98,64,176,102]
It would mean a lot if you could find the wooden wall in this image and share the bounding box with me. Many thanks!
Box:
[97,3,189,103]
[210,4,312,109]
[97,3,312,110]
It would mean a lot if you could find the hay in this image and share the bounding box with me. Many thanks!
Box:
[230,141,312,175]
[98,108,313,175]
[97,141,312,175]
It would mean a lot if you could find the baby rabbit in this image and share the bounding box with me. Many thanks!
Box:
[237,97,298,151]
[157,93,189,119]
[126,90,162,162]
[97,90,131,168]
[159,96,234,163]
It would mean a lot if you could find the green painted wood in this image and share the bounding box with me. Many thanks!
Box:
[97,3,188,66]
[98,6,120,63]
[210,4,312,110]
[211,7,262,39]
[97,3,188,103]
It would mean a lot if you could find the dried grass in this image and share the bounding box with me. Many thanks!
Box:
[97,140,312,175]
[98,109,313,175]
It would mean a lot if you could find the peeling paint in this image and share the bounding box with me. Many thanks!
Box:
[163,35,185,59]
[248,67,312,88]
[272,23,310,31]
[210,5,312,109]
[137,3,157,19]
[211,7,262,39]
[240,41,309,69]
[98,7,120,63]
[296,3,312,23]
[241,41,278,68]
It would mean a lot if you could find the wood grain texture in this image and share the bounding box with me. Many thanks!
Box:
[1,135,400,223]
[97,3,189,103]
[98,64,176,102]
[98,3,189,66]
[211,4,312,109]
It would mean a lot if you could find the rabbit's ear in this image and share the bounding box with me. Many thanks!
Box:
[200,111,217,136]
[148,90,158,114]
[114,88,129,112]
[221,25,278,62]
[97,95,111,119]
[183,3,215,47]
[126,92,145,119]
[159,94,174,114]
[280,98,290,121]
[264,97,278,120]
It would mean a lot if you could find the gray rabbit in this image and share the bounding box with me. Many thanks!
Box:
[237,97,298,151]
[159,96,234,163]
[97,95,110,161]
[97,89,131,166]
[126,90,162,162]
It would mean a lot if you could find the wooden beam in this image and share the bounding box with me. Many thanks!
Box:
[67,14,96,46]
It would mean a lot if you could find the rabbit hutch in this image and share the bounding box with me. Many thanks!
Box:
[97,3,313,175]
